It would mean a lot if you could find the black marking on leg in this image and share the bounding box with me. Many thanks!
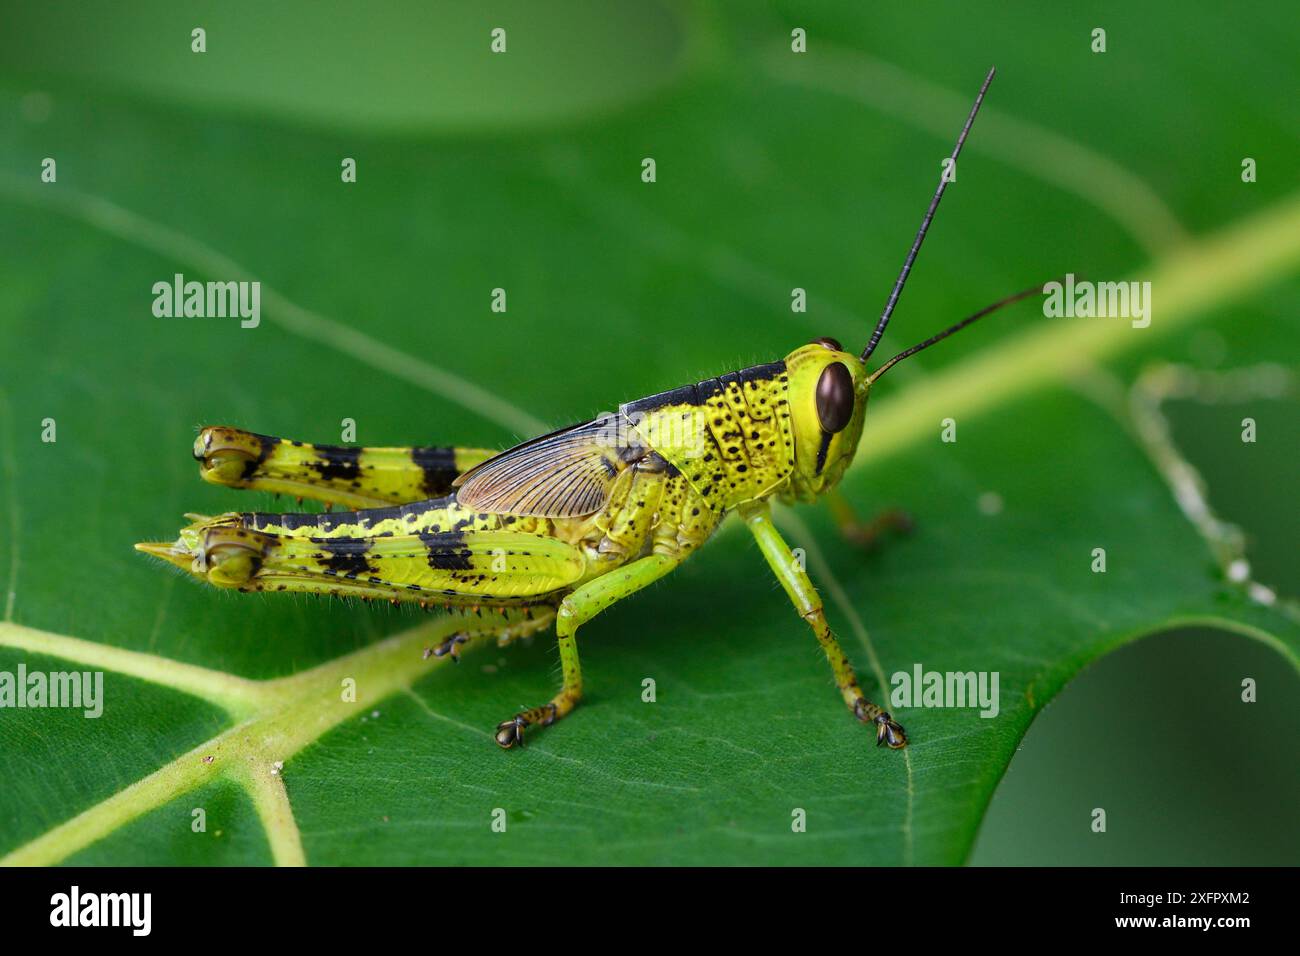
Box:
[430,631,470,661]
[412,446,461,497]
[417,530,473,571]
[244,501,416,533]
[311,444,362,482]
[241,432,279,480]
[320,537,375,576]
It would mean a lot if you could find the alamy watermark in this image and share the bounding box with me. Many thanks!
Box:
[152,272,261,328]
[0,664,104,717]
[890,664,999,718]
[1043,273,1151,328]
[50,886,150,936]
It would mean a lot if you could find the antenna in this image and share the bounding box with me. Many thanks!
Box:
[861,66,996,362]
[866,280,1051,384]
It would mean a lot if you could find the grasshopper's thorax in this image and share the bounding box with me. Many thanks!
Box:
[617,340,870,516]
[621,362,795,515]
[779,340,869,504]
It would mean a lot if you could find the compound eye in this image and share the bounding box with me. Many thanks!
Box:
[811,336,843,352]
[815,362,855,434]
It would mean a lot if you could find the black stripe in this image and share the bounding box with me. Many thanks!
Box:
[310,444,361,482]
[622,383,700,417]
[412,446,461,496]
[417,530,474,571]
[621,362,786,416]
[320,538,374,577]
[242,497,452,532]
[814,431,833,475]
[738,361,786,385]
[241,433,279,481]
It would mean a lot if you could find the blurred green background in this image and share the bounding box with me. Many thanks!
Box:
[0,1,1296,866]
[974,396,1300,865]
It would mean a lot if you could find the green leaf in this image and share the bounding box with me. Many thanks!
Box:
[1,1,1297,865]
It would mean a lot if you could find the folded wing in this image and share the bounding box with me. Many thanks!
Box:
[453,415,630,518]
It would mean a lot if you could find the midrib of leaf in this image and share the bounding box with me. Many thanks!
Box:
[238,765,306,867]
[0,613,505,866]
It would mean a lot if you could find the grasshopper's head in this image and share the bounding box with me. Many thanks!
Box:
[782,268,1046,500]
[783,337,870,502]
[776,68,1052,503]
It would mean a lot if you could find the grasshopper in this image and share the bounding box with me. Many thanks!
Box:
[138,68,1041,750]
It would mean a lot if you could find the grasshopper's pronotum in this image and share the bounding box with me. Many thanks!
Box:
[139,68,1044,749]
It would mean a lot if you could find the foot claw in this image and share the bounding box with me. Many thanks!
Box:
[430,632,470,662]
[874,712,907,749]
[495,715,527,749]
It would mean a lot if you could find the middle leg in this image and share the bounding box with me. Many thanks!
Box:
[493,553,681,748]
[425,605,557,662]
[826,490,913,550]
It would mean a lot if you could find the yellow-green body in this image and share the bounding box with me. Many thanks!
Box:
[139,340,901,749]
[158,342,868,609]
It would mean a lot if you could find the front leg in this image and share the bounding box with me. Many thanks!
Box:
[739,501,906,748]
[495,553,681,749]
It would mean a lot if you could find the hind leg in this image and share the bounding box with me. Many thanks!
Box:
[193,425,496,509]
[136,520,585,609]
